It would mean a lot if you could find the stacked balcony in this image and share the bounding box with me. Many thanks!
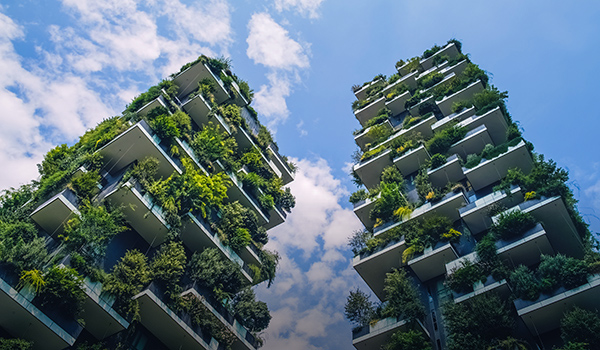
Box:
[80,278,130,340]
[30,188,79,236]
[435,80,485,116]
[352,318,429,350]
[172,62,230,105]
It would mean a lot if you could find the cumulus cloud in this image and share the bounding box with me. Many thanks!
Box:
[246,12,310,129]
[274,0,325,19]
[256,157,362,349]
[247,12,309,70]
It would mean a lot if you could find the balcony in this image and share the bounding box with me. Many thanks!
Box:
[495,223,554,267]
[180,93,216,130]
[456,107,509,145]
[408,241,459,282]
[501,196,584,258]
[181,212,254,283]
[230,129,283,181]
[407,95,435,117]
[382,71,418,97]
[427,154,465,188]
[354,119,394,151]
[355,96,386,128]
[464,140,533,191]
[30,188,79,236]
[353,148,393,189]
[172,61,230,105]
[453,276,511,304]
[354,78,386,101]
[385,90,412,116]
[420,42,461,71]
[353,238,407,300]
[181,284,259,350]
[435,80,485,116]
[229,80,250,107]
[103,179,170,247]
[447,124,493,160]
[353,194,378,230]
[265,203,286,230]
[437,59,469,79]
[81,278,129,339]
[432,106,476,134]
[393,144,430,177]
[134,283,225,350]
[135,95,170,118]
[416,61,449,81]
[225,169,269,227]
[267,144,295,185]
[0,266,83,350]
[359,114,436,153]
[459,186,524,234]
[98,120,181,179]
[514,274,600,335]
[352,317,428,350]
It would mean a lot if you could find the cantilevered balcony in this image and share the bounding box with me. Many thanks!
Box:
[30,188,79,236]
[353,148,393,189]
[353,238,407,300]
[136,95,170,118]
[103,179,170,247]
[229,80,250,107]
[381,74,418,114]
[408,241,459,282]
[353,194,378,230]
[447,125,493,160]
[226,169,269,227]
[180,93,215,129]
[181,212,254,283]
[427,154,465,188]
[436,80,485,116]
[407,95,435,117]
[230,129,283,180]
[354,119,394,151]
[456,107,509,145]
[181,284,259,350]
[420,42,461,70]
[267,144,295,185]
[352,317,428,350]
[358,113,436,153]
[393,144,430,177]
[134,283,225,350]
[354,78,386,101]
[464,140,533,191]
[98,120,181,179]
[495,223,554,268]
[355,97,386,128]
[500,196,584,258]
[416,61,449,81]
[0,267,83,350]
[432,107,476,134]
[81,278,129,340]
[453,276,511,304]
[514,274,600,335]
[437,59,469,79]
[459,186,524,234]
[172,62,230,105]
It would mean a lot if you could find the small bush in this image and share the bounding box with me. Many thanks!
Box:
[510,265,540,300]
[561,307,600,349]
[426,125,467,155]
[430,153,447,169]
[447,260,485,294]
[464,153,482,168]
[491,210,537,240]
[38,266,86,317]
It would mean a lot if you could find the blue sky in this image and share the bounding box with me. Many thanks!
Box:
[1,1,599,349]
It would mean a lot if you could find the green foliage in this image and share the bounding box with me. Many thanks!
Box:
[180,294,237,347]
[444,293,514,350]
[70,252,106,283]
[217,201,268,247]
[561,307,600,349]
[486,337,529,350]
[451,100,473,113]
[349,189,368,204]
[258,249,279,287]
[0,184,36,222]
[150,114,180,141]
[475,234,498,265]
[464,153,482,168]
[104,250,151,317]
[20,269,45,293]
[188,248,245,298]
[38,266,85,317]
[125,157,159,189]
[0,221,47,273]
[419,72,444,89]
[382,269,424,320]
[191,122,238,169]
[70,170,100,201]
[0,338,33,350]
[256,125,274,150]
[430,153,447,169]
[344,288,375,327]
[490,210,537,240]
[233,288,271,332]
[415,168,434,202]
[381,165,405,186]
[237,79,254,103]
[384,330,431,350]
[38,144,72,178]
[446,260,485,294]
[426,125,468,155]
[348,229,373,256]
[258,193,275,211]
[369,182,406,223]
[509,265,540,300]
[63,203,126,263]
[76,117,129,154]
[471,86,508,116]
[126,80,176,114]
[366,124,392,146]
[150,241,186,296]
[423,44,442,59]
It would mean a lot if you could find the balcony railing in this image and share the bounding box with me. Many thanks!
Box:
[435,80,485,116]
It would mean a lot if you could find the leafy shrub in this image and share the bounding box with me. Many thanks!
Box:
[20,269,45,293]
[258,193,275,211]
[510,265,540,300]
[150,241,186,295]
[257,249,280,287]
[348,229,373,256]
[426,125,468,155]
[344,288,375,327]
[423,45,442,59]
[430,153,447,169]
[38,266,85,317]
[475,234,498,264]
[104,250,151,317]
[366,124,392,146]
[382,269,424,320]
[70,170,100,201]
[381,166,404,186]
[217,202,268,247]
[369,182,406,223]
[447,260,485,294]
[0,338,33,350]
[561,307,600,349]
[419,72,444,89]
[181,294,236,347]
[233,288,271,332]
[490,210,537,240]
[191,122,238,169]
[349,189,368,204]
[451,100,473,113]
[471,86,508,115]
[188,248,244,298]
[464,153,482,168]
[0,224,47,273]
[384,330,431,350]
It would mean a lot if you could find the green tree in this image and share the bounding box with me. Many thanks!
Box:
[150,241,186,295]
[104,250,151,317]
[384,329,431,350]
[188,248,245,298]
[382,269,424,320]
[232,288,271,332]
[561,307,600,350]
[37,266,86,317]
[344,288,375,327]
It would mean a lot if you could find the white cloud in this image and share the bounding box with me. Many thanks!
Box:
[253,72,292,128]
[296,120,308,136]
[247,12,309,70]
[274,0,325,19]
